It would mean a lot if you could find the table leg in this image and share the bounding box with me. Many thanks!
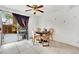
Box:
[39,39,42,43]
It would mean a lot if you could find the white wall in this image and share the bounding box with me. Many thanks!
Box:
[28,15,40,38]
[38,5,79,47]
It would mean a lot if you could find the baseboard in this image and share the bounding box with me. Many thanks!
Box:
[55,39,79,48]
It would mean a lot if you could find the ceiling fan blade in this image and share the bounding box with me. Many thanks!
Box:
[26,5,32,8]
[37,5,43,8]
[38,10,44,13]
[25,9,32,11]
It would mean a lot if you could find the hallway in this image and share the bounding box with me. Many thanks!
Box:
[0,40,79,54]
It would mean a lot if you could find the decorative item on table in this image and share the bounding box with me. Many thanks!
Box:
[43,28,47,32]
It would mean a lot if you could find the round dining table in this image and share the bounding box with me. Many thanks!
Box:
[35,31,50,43]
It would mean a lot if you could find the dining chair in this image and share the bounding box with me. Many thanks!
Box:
[49,28,54,41]
[32,31,41,44]
[41,32,50,46]
[36,27,41,32]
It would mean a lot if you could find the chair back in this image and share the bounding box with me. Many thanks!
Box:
[49,28,54,34]
[48,28,54,40]
[36,27,41,32]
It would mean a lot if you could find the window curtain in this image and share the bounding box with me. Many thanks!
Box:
[12,13,29,40]
[12,13,29,27]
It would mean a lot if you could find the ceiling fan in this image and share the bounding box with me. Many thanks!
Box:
[25,5,44,14]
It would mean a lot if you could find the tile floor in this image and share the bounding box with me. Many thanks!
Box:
[2,34,18,44]
[0,39,79,54]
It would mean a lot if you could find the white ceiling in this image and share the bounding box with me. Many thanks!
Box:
[0,5,75,16]
[0,5,45,16]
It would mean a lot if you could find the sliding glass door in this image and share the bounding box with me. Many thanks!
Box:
[0,11,18,44]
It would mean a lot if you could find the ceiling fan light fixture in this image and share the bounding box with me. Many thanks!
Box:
[25,5,44,15]
[33,12,36,14]
[33,10,36,14]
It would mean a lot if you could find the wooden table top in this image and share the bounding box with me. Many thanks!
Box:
[36,31,50,34]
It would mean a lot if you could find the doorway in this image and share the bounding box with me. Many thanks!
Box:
[1,11,18,44]
[0,11,29,45]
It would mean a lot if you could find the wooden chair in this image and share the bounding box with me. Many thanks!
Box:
[41,32,51,46]
[32,29,41,44]
[36,27,41,32]
[49,28,54,41]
